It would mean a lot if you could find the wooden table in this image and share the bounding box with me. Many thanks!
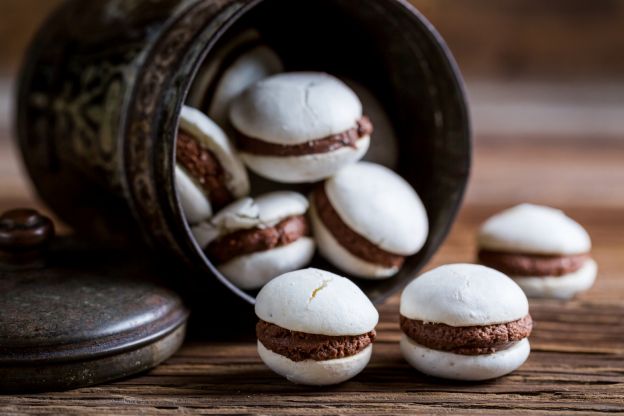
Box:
[1,137,623,414]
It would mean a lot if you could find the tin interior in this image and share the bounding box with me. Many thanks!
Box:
[176,0,471,305]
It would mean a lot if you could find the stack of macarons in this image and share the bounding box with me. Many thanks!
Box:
[176,33,429,291]
[171,29,599,388]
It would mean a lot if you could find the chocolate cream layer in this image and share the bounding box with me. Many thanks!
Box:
[257,320,376,362]
[176,130,234,210]
[400,315,533,355]
[206,215,309,264]
[478,250,590,277]
[314,186,404,268]
[236,116,373,157]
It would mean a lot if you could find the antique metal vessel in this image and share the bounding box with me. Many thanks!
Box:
[17,0,471,307]
[0,209,188,392]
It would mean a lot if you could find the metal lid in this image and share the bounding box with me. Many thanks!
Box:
[0,209,189,391]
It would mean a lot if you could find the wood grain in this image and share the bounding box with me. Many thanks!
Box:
[3,0,624,81]
[1,137,624,413]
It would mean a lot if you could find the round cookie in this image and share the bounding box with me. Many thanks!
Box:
[257,342,372,386]
[187,30,260,109]
[207,45,282,128]
[400,336,530,382]
[477,204,596,299]
[310,162,428,279]
[175,166,213,223]
[192,191,314,290]
[255,268,378,385]
[400,264,532,381]
[230,72,371,183]
[478,204,591,255]
[175,106,249,224]
[186,29,282,128]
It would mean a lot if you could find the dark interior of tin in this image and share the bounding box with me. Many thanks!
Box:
[182,0,470,304]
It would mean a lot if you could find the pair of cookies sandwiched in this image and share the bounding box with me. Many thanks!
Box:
[230,72,372,183]
[255,268,378,385]
[175,106,250,224]
[400,264,533,381]
[192,192,315,290]
[310,162,428,279]
[478,204,596,299]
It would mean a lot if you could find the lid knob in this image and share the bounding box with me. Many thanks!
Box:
[0,209,55,267]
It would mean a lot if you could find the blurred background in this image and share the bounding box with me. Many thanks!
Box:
[1,0,623,212]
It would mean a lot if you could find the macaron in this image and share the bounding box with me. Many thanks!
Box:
[309,162,428,279]
[208,45,282,128]
[400,264,533,381]
[230,72,372,183]
[255,268,379,385]
[192,191,315,289]
[175,106,249,224]
[186,29,283,128]
[477,204,596,299]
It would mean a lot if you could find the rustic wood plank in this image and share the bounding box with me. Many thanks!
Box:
[5,0,624,80]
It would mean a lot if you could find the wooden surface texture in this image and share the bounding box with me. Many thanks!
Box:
[1,136,624,414]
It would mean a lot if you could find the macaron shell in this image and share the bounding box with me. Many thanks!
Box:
[400,264,529,326]
[511,258,597,299]
[310,200,398,279]
[478,203,591,255]
[179,106,250,199]
[253,191,310,224]
[191,191,309,246]
[208,45,283,128]
[255,268,379,336]
[230,72,363,145]
[175,166,212,224]
[186,29,261,109]
[240,135,369,183]
[400,334,530,381]
[325,162,428,255]
[258,341,372,386]
[218,237,316,290]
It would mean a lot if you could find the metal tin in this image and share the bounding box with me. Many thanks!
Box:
[0,235,188,392]
[16,0,471,307]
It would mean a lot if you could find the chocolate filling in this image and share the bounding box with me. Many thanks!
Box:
[400,315,533,355]
[176,130,233,210]
[206,215,309,264]
[236,116,373,156]
[314,186,404,268]
[257,320,376,362]
[478,250,590,277]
